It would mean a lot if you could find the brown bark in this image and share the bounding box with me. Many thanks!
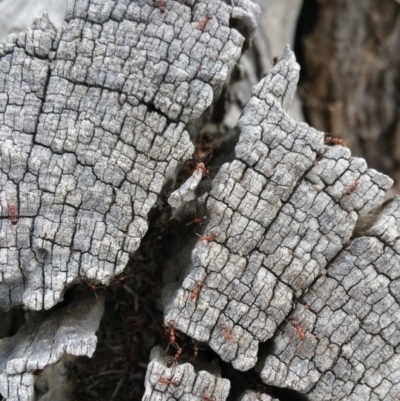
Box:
[300,0,400,184]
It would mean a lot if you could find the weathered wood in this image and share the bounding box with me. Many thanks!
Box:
[0,295,104,401]
[2,1,400,401]
[260,196,400,400]
[0,0,258,311]
[143,346,230,401]
[164,45,393,373]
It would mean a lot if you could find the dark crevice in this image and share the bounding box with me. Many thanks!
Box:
[221,357,308,401]
[229,18,251,52]
[293,0,318,85]
[0,307,25,339]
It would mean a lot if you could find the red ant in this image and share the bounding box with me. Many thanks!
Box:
[190,281,203,301]
[165,320,178,351]
[155,0,166,12]
[220,324,233,341]
[80,276,104,299]
[346,180,359,195]
[272,56,279,66]
[186,210,207,226]
[201,394,214,401]
[196,232,219,242]
[198,15,213,30]
[291,320,306,340]
[8,205,18,225]
[167,344,185,367]
[325,136,347,147]
[111,274,127,286]
[196,163,210,178]
[190,341,201,363]
[159,377,180,387]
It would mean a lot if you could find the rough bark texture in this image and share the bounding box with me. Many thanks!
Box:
[0,0,258,311]
[164,46,392,373]
[1,1,400,401]
[299,0,400,184]
[0,0,260,400]
[143,346,230,401]
[0,295,104,401]
[260,196,400,400]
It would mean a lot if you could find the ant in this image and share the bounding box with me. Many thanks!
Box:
[201,394,214,401]
[325,136,347,147]
[220,324,233,341]
[80,276,104,299]
[196,163,211,178]
[165,320,178,351]
[346,180,359,195]
[8,205,18,225]
[111,274,127,286]
[198,15,213,30]
[158,377,180,387]
[190,341,201,363]
[167,344,185,367]
[196,232,219,242]
[272,56,279,66]
[190,281,203,301]
[155,0,166,12]
[187,210,208,226]
[291,320,306,341]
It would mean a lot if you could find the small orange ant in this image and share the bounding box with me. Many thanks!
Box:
[190,281,203,301]
[325,136,347,147]
[272,56,279,66]
[346,180,359,195]
[198,15,213,30]
[220,324,233,341]
[165,320,178,351]
[196,163,210,178]
[201,394,214,401]
[190,341,201,363]
[196,232,219,242]
[80,276,104,299]
[111,274,127,286]
[186,210,207,226]
[167,344,185,367]
[155,0,166,12]
[8,205,18,225]
[291,320,306,340]
[159,377,180,387]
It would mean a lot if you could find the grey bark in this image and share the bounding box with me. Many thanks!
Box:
[1,1,400,401]
[164,45,393,373]
[143,346,230,401]
[0,295,104,401]
[0,0,259,400]
[0,0,257,311]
